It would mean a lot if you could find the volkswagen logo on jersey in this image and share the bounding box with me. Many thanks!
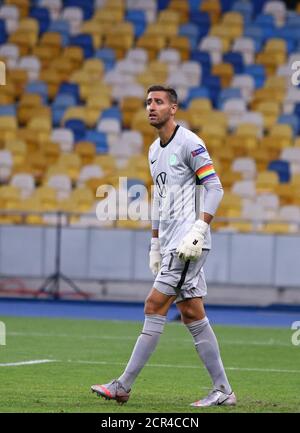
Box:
[156,172,167,198]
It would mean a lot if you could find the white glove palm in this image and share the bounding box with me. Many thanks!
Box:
[149,238,161,276]
[176,220,208,261]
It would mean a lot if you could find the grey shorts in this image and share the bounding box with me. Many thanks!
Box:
[154,249,209,303]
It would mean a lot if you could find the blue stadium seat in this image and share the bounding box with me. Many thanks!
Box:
[244,25,264,52]
[278,114,299,136]
[69,34,94,58]
[254,13,276,39]
[95,48,116,72]
[218,88,242,109]
[220,0,235,12]
[30,7,50,34]
[48,20,70,46]
[252,0,268,15]
[191,50,211,76]
[275,27,300,54]
[232,1,253,24]
[286,14,300,29]
[244,64,266,88]
[125,10,147,38]
[179,23,200,50]
[189,12,210,38]
[85,131,108,153]
[25,81,48,102]
[268,160,290,183]
[184,86,210,107]
[58,82,80,103]
[223,52,244,74]
[100,107,122,122]
[52,94,78,127]
[188,0,202,11]
[64,0,93,20]
[127,178,147,202]
[201,75,221,107]
[0,105,16,116]
[157,0,170,11]
[65,119,86,143]
[0,19,7,44]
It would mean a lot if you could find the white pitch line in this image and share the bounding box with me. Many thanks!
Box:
[0,359,57,367]
[7,332,291,347]
[0,358,298,374]
[66,359,300,374]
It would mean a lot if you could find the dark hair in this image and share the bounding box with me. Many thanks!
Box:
[147,85,178,104]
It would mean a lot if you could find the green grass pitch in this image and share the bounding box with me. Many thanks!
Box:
[0,316,299,413]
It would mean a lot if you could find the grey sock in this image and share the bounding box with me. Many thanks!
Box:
[118,314,166,391]
[186,317,232,394]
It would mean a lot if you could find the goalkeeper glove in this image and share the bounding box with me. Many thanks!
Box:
[176,220,208,261]
[149,238,161,276]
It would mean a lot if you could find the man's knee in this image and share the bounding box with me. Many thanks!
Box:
[144,288,175,316]
[178,298,206,324]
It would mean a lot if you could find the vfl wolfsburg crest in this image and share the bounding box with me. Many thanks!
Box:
[169,154,177,165]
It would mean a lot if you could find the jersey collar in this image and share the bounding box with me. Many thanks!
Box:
[160,124,180,148]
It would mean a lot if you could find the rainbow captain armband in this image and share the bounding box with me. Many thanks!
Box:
[195,164,217,183]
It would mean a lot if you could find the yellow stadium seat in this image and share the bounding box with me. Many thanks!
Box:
[7,69,28,98]
[17,93,42,125]
[121,96,144,128]
[137,34,166,61]
[93,154,116,174]
[62,106,86,125]
[158,9,180,25]
[168,0,189,23]
[39,69,61,100]
[57,153,81,182]
[220,171,243,189]
[200,124,226,151]
[27,115,51,133]
[201,0,221,24]
[0,116,17,145]
[94,8,124,25]
[82,82,112,102]
[169,36,190,61]
[32,187,58,214]
[256,171,279,193]
[136,71,157,90]
[188,98,213,113]
[251,88,285,109]
[75,141,97,165]
[43,142,60,166]
[262,222,292,234]
[49,57,75,81]
[105,33,133,59]
[80,20,105,49]
[148,60,169,83]
[82,58,104,80]
[5,139,27,167]
[216,192,242,216]
[31,45,54,69]
[211,146,235,171]
[6,0,29,18]
[269,124,293,148]
[27,151,47,182]
[196,111,228,131]
[39,32,62,57]
[256,101,280,130]
[0,82,15,104]
[146,22,178,39]
[63,46,84,69]
[212,62,234,88]
[70,187,94,212]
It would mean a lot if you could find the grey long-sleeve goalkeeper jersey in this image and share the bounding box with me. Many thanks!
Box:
[149,125,223,254]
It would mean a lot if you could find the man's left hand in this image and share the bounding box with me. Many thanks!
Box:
[176,220,208,261]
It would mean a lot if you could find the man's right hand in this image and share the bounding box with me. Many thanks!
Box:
[149,238,161,276]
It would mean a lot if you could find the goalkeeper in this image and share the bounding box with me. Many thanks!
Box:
[91,85,236,408]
